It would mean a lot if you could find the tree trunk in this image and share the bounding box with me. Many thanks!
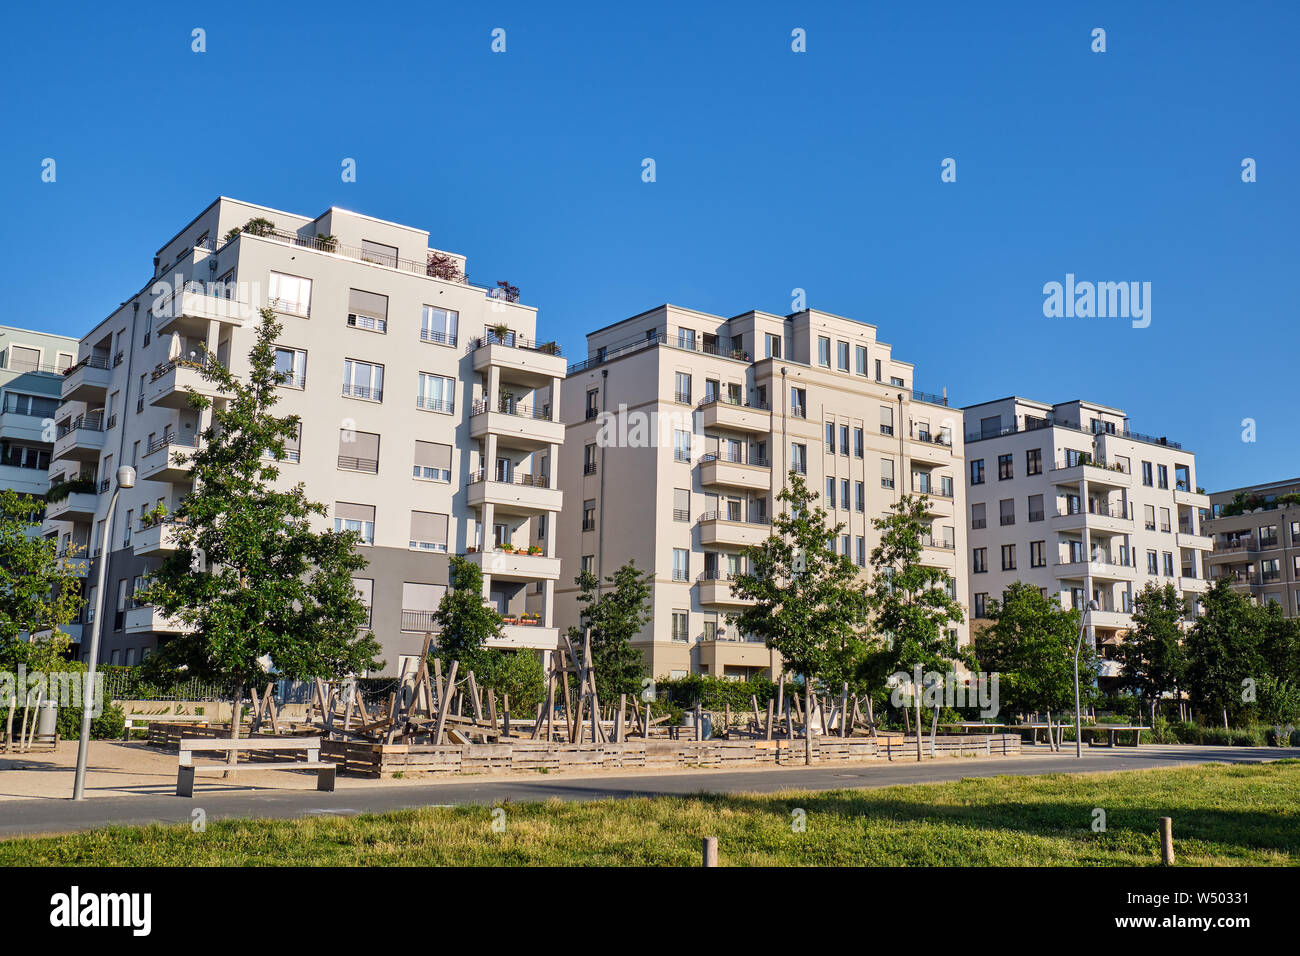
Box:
[226,682,244,779]
[1223,707,1229,731]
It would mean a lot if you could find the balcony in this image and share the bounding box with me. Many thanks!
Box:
[1173,487,1210,509]
[467,470,562,515]
[908,431,954,465]
[1051,504,1132,536]
[1087,609,1131,630]
[469,399,564,449]
[56,553,90,577]
[913,487,955,516]
[1054,557,1137,582]
[699,636,775,676]
[44,490,98,522]
[698,513,771,548]
[1176,530,1213,551]
[1179,575,1209,594]
[60,356,112,403]
[465,548,561,581]
[147,360,228,409]
[698,397,770,434]
[1051,458,1132,489]
[0,408,53,444]
[698,453,771,492]
[1209,535,1257,557]
[134,521,184,557]
[52,413,106,463]
[493,622,560,651]
[154,289,254,337]
[123,605,190,635]
[696,572,755,607]
[469,333,566,387]
[139,434,200,483]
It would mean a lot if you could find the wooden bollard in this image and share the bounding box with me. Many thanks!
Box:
[702,836,718,867]
[1159,817,1175,865]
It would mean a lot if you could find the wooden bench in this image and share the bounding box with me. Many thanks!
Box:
[176,736,335,797]
[1087,724,1145,748]
[123,715,211,740]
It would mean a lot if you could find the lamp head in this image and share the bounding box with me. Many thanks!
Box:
[116,466,136,489]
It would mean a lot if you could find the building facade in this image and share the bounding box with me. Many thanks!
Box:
[0,326,78,496]
[44,197,566,675]
[1203,477,1300,616]
[556,304,967,680]
[961,397,1212,675]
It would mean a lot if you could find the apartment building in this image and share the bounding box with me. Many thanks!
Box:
[44,197,566,675]
[556,304,967,680]
[1203,477,1300,616]
[962,397,1212,676]
[0,327,78,496]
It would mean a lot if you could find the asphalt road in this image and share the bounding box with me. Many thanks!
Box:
[0,745,1287,839]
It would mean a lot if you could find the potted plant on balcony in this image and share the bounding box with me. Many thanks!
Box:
[494,281,520,303]
[426,251,463,282]
[490,323,511,344]
[528,545,542,555]
[315,233,339,253]
[243,217,276,237]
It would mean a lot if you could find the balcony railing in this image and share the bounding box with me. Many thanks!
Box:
[465,331,561,356]
[699,451,769,468]
[146,432,200,455]
[698,510,771,527]
[468,470,552,489]
[919,534,955,550]
[1053,457,1129,474]
[337,455,379,474]
[62,354,111,376]
[966,416,1183,450]
[55,412,105,439]
[471,399,552,421]
[697,395,770,412]
[401,610,437,633]
[342,383,383,402]
[150,357,219,382]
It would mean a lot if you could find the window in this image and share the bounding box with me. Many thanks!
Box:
[1147,550,1158,574]
[360,239,398,267]
[416,372,454,412]
[853,427,864,458]
[420,305,458,345]
[874,359,882,381]
[855,481,865,512]
[855,345,868,376]
[400,582,445,632]
[764,333,781,358]
[836,341,849,371]
[671,611,689,642]
[999,498,1015,526]
[1259,524,1279,547]
[1157,464,1168,489]
[890,376,904,387]
[672,549,689,581]
[673,488,690,522]
[997,454,1013,480]
[580,555,594,574]
[409,511,449,552]
[123,510,133,546]
[674,371,692,404]
[676,328,695,350]
[973,547,987,573]
[824,422,835,454]
[3,392,58,417]
[855,536,866,567]
[1163,552,1174,577]
[582,499,596,532]
[974,593,988,618]
[970,459,985,484]
[879,406,894,436]
[584,443,598,475]
[338,429,380,473]
[1028,493,1044,522]
[1141,461,1154,486]
[268,271,312,316]
[791,443,807,475]
[342,358,384,401]
[413,441,451,482]
[971,502,986,529]
[841,479,850,510]
[584,388,600,420]
[335,502,375,545]
[841,533,851,556]
[881,458,895,489]
[1030,540,1046,568]
[818,336,831,367]
[1160,507,1171,533]
[1001,544,1016,571]
[1144,504,1156,531]
[790,387,806,418]
[347,289,389,333]
[673,430,691,462]
[1026,448,1042,476]
[273,347,306,388]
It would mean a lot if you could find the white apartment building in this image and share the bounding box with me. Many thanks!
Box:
[962,397,1212,677]
[0,326,78,496]
[44,198,566,675]
[557,304,967,680]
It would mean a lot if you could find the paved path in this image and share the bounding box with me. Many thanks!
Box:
[0,745,1286,838]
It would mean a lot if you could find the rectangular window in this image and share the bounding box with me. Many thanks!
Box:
[855,481,865,512]
[416,372,454,412]
[677,328,695,350]
[839,424,849,457]
[409,511,449,552]
[1028,493,1044,522]
[413,440,452,482]
[998,454,1013,480]
[674,430,692,462]
[765,333,781,359]
[881,458,895,489]
[999,498,1015,526]
[826,477,836,505]
[1144,504,1156,531]
[791,443,807,475]
[879,406,894,436]
[970,459,985,484]
[1147,550,1158,574]
[853,427,864,458]
[841,479,850,510]
[338,429,380,473]
[790,387,806,418]
[818,336,831,367]
[1030,540,1045,568]
[673,488,690,522]
[360,239,398,267]
[825,422,835,454]
[672,548,689,581]
[420,305,459,345]
[974,593,988,618]
[674,371,692,404]
[347,289,389,333]
[334,502,375,545]
[855,345,868,376]
[671,611,689,642]
[1001,544,1016,571]
[273,347,306,388]
[1026,448,1042,475]
[584,443,597,475]
[973,548,987,573]
[1157,464,1169,489]
[342,358,384,401]
[836,341,849,371]
[268,271,312,316]
[971,502,986,529]
[400,582,445,632]
[1142,461,1154,486]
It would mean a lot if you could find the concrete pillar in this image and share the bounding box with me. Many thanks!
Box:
[544,579,555,628]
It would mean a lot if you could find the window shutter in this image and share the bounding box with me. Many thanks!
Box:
[415,440,452,470]
[348,289,389,318]
[409,511,448,546]
[335,502,375,523]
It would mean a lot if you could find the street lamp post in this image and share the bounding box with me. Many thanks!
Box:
[1074,598,1099,759]
[72,465,136,800]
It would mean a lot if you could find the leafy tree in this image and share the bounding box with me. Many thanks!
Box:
[432,555,503,661]
[567,562,651,704]
[1116,582,1187,721]
[0,489,84,673]
[1258,602,1300,686]
[867,495,967,746]
[731,473,871,757]
[1183,578,1262,728]
[974,581,1097,719]
[139,309,381,751]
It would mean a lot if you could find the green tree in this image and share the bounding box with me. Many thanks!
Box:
[139,309,381,752]
[1258,602,1300,686]
[0,489,84,673]
[432,555,503,661]
[1116,582,1187,722]
[974,581,1096,720]
[1184,578,1262,728]
[567,562,651,704]
[731,473,871,757]
[867,495,967,746]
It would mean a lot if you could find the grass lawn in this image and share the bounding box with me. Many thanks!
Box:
[3,761,1297,866]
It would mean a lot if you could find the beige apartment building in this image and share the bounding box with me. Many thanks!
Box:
[44,197,566,676]
[962,397,1212,677]
[556,304,967,680]
[1203,477,1300,615]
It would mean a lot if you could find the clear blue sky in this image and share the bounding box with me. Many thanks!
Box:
[2,1,1295,491]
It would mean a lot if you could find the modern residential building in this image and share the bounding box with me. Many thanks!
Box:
[44,197,566,675]
[962,397,1212,677]
[0,326,78,496]
[556,304,967,680]
[1203,477,1300,616]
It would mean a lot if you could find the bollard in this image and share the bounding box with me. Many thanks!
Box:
[1159,817,1175,865]
[702,836,718,867]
